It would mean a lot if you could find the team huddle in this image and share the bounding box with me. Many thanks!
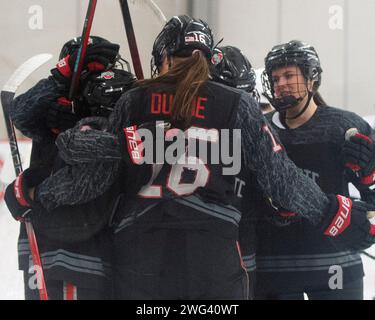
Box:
[4,15,375,300]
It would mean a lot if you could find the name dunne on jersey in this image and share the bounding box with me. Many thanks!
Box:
[150,92,206,119]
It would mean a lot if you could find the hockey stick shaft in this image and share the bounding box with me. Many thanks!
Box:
[361,250,375,260]
[68,0,97,100]
[25,220,48,300]
[1,53,53,300]
[1,107,48,299]
[1,92,22,176]
[144,0,167,23]
[119,0,144,80]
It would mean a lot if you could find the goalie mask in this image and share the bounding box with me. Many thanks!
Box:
[262,40,322,115]
[151,15,214,77]
[211,46,256,95]
[81,69,136,117]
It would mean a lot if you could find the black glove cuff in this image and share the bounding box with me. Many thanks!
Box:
[50,68,70,93]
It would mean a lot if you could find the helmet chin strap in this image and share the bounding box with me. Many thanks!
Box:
[284,91,313,120]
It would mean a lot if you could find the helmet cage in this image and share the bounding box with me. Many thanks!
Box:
[262,41,322,111]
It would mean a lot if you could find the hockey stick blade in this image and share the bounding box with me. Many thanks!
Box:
[2,54,53,94]
[138,0,167,24]
[1,53,53,176]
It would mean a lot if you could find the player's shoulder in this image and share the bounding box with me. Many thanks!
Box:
[319,105,370,132]
[205,80,241,93]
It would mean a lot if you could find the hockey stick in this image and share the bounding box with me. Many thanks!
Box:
[119,0,144,80]
[1,53,53,301]
[68,0,98,100]
[361,250,375,260]
[139,0,167,24]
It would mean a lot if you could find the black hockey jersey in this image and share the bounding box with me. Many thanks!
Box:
[255,106,374,295]
[89,81,333,239]
[35,80,338,234]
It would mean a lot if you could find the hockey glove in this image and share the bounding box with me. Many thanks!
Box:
[51,41,120,93]
[322,194,375,250]
[4,168,50,222]
[46,97,81,135]
[343,131,375,191]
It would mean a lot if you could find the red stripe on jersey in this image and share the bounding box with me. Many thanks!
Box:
[64,282,77,300]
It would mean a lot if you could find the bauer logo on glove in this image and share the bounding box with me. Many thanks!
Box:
[324,195,352,237]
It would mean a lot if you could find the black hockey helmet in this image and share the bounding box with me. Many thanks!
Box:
[262,40,322,112]
[211,46,256,93]
[59,36,111,60]
[81,69,136,117]
[151,15,214,77]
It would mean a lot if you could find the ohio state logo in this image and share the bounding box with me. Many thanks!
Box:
[100,71,115,80]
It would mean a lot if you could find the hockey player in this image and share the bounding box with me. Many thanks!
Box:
[211,45,257,95]
[6,17,375,299]
[211,45,259,299]
[255,40,375,300]
[4,36,135,300]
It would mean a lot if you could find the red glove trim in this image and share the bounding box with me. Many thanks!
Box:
[279,212,297,218]
[57,97,73,107]
[56,56,72,78]
[360,170,375,186]
[324,195,352,237]
[345,162,361,172]
[13,174,30,207]
[354,132,373,145]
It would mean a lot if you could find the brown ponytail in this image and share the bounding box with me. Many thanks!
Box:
[138,50,210,128]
